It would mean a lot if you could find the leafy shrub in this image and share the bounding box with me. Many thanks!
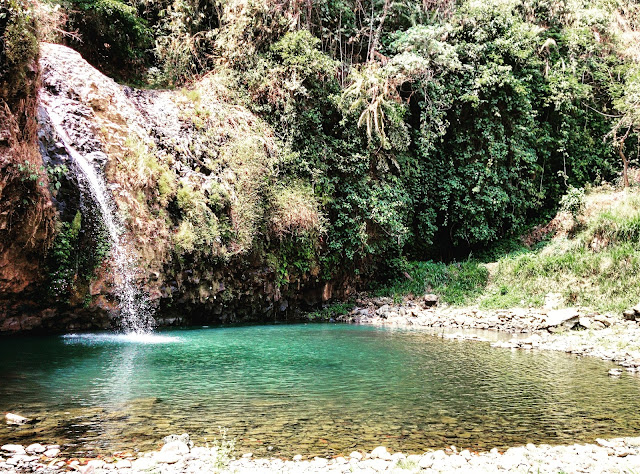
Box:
[560,186,586,218]
[151,0,216,85]
[61,0,152,76]
[210,428,235,470]
[48,211,82,298]
[173,182,225,257]
[120,138,177,207]
[0,0,39,108]
[306,301,354,321]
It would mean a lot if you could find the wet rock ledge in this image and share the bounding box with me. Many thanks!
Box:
[2,435,640,473]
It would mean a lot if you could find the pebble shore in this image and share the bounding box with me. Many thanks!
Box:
[3,436,640,473]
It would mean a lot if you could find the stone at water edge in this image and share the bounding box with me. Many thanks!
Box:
[594,314,613,327]
[161,440,190,455]
[418,455,433,469]
[154,451,181,464]
[544,308,580,329]
[131,457,156,470]
[369,458,391,471]
[293,454,303,461]
[190,447,210,458]
[349,451,363,461]
[609,368,623,377]
[596,438,617,448]
[163,433,193,449]
[390,452,406,463]
[578,316,592,329]
[312,457,328,467]
[424,294,439,307]
[43,448,60,458]
[1,444,26,455]
[5,413,30,425]
[86,459,106,469]
[25,443,46,454]
[370,446,392,460]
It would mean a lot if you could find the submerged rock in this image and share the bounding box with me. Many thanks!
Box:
[43,448,60,458]
[154,451,181,464]
[163,433,193,448]
[161,441,190,455]
[370,446,392,460]
[5,413,29,425]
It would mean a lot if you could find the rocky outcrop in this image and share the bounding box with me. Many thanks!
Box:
[343,296,640,373]
[1,43,354,333]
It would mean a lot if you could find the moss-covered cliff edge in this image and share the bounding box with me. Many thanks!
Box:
[1,41,352,333]
[0,1,57,332]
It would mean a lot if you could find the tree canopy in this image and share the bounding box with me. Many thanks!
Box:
[13,0,640,280]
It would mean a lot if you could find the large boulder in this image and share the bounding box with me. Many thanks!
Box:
[543,308,580,330]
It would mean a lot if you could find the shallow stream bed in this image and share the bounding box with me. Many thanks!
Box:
[1,324,639,458]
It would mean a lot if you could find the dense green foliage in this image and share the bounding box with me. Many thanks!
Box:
[1,0,39,117]
[59,0,152,75]
[31,0,640,288]
[48,209,111,301]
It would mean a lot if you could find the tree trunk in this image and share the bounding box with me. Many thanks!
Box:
[368,0,391,62]
[619,145,630,188]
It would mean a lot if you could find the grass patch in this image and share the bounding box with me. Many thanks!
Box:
[375,188,640,314]
[375,260,489,305]
[478,188,640,313]
[395,458,419,471]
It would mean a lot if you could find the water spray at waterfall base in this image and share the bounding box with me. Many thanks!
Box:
[45,104,155,334]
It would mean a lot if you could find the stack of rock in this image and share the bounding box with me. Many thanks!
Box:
[623,303,640,322]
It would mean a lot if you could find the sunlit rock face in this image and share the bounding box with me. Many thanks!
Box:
[0,43,349,334]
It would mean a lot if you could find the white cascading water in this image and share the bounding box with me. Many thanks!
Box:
[46,108,153,333]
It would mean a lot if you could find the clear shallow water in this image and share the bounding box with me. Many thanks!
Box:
[1,324,640,458]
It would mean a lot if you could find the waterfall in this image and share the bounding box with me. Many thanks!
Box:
[46,108,154,333]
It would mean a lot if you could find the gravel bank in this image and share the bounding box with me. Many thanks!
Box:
[3,436,640,473]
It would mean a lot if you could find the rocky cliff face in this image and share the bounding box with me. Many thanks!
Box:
[0,8,57,333]
[0,42,353,334]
